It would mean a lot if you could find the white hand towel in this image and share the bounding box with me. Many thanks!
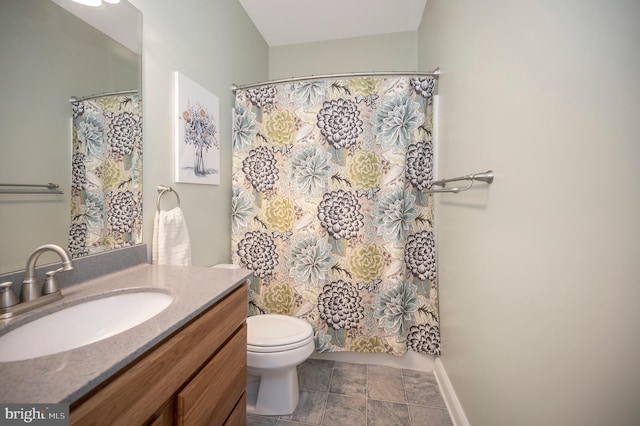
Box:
[152,207,192,266]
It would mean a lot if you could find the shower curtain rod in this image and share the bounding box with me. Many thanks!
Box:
[69,89,138,104]
[231,68,440,94]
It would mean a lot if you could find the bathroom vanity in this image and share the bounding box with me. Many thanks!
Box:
[0,246,252,426]
[71,283,247,425]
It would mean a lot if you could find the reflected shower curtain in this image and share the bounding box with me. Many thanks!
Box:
[232,76,440,356]
[69,93,142,258]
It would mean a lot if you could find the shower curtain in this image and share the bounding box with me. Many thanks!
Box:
[68,93,142,258]
[232,76,440,356]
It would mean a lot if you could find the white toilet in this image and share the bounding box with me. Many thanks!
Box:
[211,265,315,416]
[246,314,315,415]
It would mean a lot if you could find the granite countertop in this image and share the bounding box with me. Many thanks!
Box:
[0,262,252,404]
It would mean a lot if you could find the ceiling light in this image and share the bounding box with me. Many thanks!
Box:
[103,0,121,3]
[71,0,102,6]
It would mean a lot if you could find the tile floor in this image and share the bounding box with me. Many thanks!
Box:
[246,359,454,426]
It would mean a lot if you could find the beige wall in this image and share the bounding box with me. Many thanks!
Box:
[419,0,640,425]
[269,31,418,79]
[129,0,268,266]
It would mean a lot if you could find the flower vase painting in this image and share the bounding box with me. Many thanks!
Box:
[174,72,220,184]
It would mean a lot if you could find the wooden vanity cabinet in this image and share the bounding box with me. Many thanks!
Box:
[70,284,247,426]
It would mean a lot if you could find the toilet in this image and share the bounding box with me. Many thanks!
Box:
[211,264,315,416]
[246,314,315,415]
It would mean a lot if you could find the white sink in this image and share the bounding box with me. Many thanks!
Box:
[0,291,173,362]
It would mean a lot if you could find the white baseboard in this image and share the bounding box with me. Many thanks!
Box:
[310,350,435,372]
[433,358,470,426]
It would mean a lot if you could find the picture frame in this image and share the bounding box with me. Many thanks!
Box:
[174,72,220,185]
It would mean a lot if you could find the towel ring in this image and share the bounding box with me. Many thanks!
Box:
[156,185,180,211]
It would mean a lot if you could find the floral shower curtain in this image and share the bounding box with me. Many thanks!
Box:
[69,93,142,258]
[232,76,441,356]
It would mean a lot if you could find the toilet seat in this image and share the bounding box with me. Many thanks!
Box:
[247,314,314,353]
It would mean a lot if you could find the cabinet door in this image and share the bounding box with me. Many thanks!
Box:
[148,400,174,426]
[176,324,247,426]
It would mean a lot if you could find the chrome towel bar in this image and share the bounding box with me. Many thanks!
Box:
[426,170,494,194]
[0,183,63,195]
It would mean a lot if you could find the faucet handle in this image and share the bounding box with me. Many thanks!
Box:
[42,268,63,296]
[0,281,19,309]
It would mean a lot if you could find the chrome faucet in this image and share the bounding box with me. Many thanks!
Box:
[0,244,74,319]
[21,244,74,302]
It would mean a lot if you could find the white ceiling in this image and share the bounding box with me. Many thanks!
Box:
[238,0,428,47]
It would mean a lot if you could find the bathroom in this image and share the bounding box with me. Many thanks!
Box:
[1,0,639,425]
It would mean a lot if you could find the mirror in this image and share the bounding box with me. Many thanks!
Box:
[0,0,142,274]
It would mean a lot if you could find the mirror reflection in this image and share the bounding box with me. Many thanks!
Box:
[0,0,142,274]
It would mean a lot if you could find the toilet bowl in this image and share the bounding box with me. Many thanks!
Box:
[245,314,315,416]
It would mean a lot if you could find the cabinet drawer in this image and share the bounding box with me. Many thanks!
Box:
[176,324,247,426]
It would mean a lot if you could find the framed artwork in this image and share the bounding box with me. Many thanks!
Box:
[174,72,220,184]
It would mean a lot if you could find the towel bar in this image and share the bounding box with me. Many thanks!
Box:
[0,182,63,195]
[426,170,494,194]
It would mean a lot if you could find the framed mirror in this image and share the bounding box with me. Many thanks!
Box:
[0,0,142,274]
